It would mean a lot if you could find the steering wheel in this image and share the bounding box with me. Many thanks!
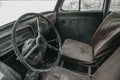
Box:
[11,13,62,73]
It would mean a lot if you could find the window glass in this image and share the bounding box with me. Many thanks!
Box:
[110,0,120,11]
[61,0,104,11]
[81,0,103,11]
[62,0,79,10]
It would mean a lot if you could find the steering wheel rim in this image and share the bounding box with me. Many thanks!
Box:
[11,13,62,73]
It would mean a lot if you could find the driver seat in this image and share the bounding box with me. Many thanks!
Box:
[62,12,120,64]
[42,47,120,80]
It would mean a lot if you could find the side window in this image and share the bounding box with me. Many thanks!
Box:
[61,0,104,11]
[62,0,79,10]
[110,0,120,11]
[81,0,103,11]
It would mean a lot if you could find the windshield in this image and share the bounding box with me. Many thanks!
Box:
[0,0,57,27]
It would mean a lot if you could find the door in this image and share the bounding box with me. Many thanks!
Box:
[55,0,105,44]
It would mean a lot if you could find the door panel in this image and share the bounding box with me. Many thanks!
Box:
[56,12,103,44]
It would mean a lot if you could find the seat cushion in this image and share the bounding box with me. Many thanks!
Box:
[42,66,89,80]
[62,39,93,64]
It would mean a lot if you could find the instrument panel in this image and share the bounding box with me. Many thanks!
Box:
[0,25,34,57]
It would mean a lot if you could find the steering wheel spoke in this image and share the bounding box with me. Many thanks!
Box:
[23,45,38,59]
[39,42,59,51]
[46,43,59,51]
[46,39,57,43]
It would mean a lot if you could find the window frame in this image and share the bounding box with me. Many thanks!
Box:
[59,0,105,12]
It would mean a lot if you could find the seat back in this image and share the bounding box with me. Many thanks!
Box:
[92,47,120,80]
[92,12,120,60]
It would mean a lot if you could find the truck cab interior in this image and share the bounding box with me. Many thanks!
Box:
[0,0,120,80]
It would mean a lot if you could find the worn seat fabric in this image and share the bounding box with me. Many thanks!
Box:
[62,39,93,64]
[0,62,22,80]
[62,12,120,64]
[42,66,89,80]
[42,47,120,80]
[92,47,120,80]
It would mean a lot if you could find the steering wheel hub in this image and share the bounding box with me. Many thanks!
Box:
[22,35,46,66]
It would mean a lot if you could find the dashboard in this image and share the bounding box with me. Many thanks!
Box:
[0,25,34,57]
[0,12,56,57]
